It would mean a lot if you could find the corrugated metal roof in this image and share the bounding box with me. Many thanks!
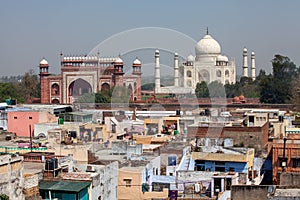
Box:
[39,180,90,192]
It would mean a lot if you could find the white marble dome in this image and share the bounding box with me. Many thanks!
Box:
[133,58,141,65]
[187,55,195,61]
[195,34,221,56]
[115,57,123,63]
[40,58,48,65]
[217,55,228,62]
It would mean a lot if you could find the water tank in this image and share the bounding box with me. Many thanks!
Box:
[52,158,58,169]
[168,156,176,166]
[45,159,54,170]
[10,99,16,105]
[58,118,64,124]
[279,115,284,122]
[70,131,77,138]
[5,99,11,105]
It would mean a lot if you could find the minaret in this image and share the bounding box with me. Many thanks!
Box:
[174,52,179,87]
[132,58,142,101]
[251,51,256,80]
[113,57,124,86]
[243,47,248,77]
[39,58,50,104]
[155,49,160,94]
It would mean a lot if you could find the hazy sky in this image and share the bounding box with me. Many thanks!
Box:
[1,0,300,77]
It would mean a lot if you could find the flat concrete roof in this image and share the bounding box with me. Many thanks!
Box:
[23,162,44,175]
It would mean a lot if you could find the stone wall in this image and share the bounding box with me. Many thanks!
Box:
[280,172,300,187]
[0,155,24,200]
[231,185,270,200]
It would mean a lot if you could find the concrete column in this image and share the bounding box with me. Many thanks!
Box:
[155,50,160,94]
[221,178,225,192]
[251,51,256,80]
[243,48,248,77]
[174,52,179,86]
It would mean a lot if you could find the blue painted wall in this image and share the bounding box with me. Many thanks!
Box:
[195,161,248,173]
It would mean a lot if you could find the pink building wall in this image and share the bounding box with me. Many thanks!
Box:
[7,111,57,137]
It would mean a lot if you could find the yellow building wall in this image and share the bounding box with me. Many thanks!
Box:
[118,168,168,200]
[192,149,254,169]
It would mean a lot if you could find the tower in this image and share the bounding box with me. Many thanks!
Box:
[39,58,50,104]
[251,51,256,80]
[132,57,142,76]
[243,48,248,77]
[174,53,179,87]
[154,50,160,94]
[132,58,142,101]
[113,57,124,86]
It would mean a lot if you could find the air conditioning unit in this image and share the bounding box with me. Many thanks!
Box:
[86,165,96,172]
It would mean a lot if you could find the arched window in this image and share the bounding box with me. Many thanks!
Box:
[216,70,221,77]
[187,70,192,77]
[51,83,60,95]
[225,70,230,77]
[101,83,110,93]
[68,78,92,96]
[51,98,60,104]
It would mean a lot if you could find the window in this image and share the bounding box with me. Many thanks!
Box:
[29,116,32,119]
[225,70,229,77]
[187,70,192,77]
[292,158,300,168]
[14,116,17,119]
[216,70,221,77]
[123,179,132,187]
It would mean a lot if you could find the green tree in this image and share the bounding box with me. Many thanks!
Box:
[0,193,9,200]
[291,72,300,111]
[16,70,40,102]
[207,81,226,98]
[259,74,276,103]
[195,81,209,98]
[0,83,18,102]
[259,55,298,103]
[272,55,298,103]
[111,86,130,103]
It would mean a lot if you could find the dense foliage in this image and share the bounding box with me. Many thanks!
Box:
[77,86,130,104]
[195,54,300,105]
[0,70,39,103]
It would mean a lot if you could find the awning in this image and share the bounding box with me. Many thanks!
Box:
[39,180,91,192]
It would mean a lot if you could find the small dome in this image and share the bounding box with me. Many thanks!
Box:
[133,58,141,65]
[243,47,247,52]
[233,96,240,102]
[251,51,255,55]
[115,57,123,63]
[195,34,221,56]
[187,55,194,61]
[239,95,245,101]
[40,58,48,65]
[155,49,159,53]
[217,55,228,62]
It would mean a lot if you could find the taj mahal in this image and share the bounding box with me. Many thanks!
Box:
[154,31,256,95]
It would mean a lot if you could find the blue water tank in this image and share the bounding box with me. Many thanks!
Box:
[52,158,58,169]
[45,159,54,170]
[168,156,176,166]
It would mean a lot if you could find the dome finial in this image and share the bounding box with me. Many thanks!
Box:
[206,27,209,35]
